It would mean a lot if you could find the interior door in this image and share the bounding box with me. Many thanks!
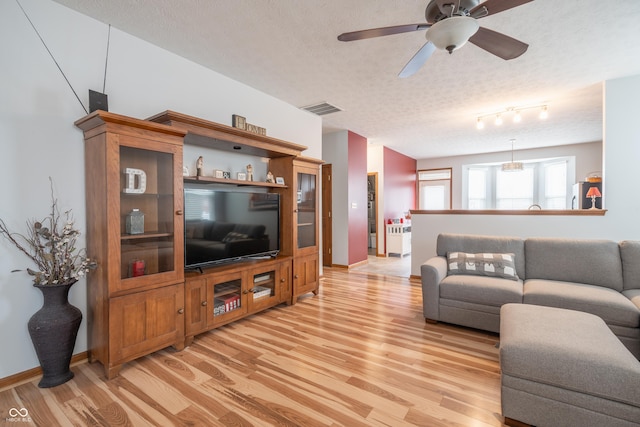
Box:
[322,164,332,266]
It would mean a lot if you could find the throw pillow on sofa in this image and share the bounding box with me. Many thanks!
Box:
[447,252,519,281]
[222,232,249,242]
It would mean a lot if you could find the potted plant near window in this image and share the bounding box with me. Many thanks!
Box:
[0,179,96,388]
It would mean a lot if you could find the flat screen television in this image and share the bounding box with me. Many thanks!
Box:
[183,185,280,269]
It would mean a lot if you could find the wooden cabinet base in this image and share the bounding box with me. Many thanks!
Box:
[89,283,185,380]
[292,253,319,303]
[184,257,292,344]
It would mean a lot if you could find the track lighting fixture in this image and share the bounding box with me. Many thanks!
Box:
[476,104,548,129]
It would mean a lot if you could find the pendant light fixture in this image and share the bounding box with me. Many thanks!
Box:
[502,139,523,172]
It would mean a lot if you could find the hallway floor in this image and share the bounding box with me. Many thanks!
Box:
[349,252,412,278]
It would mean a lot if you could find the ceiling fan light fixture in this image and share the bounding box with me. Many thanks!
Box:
[426,16,479,53]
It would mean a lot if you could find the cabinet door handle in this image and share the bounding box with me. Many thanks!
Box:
[294,274,299,279]
[281,278,286,282]
[201,301,207,306]
[176,210,183,216]
[243,289,249,294]
[177,308,184,314]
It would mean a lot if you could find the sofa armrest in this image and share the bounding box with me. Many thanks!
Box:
[421,256,448,321]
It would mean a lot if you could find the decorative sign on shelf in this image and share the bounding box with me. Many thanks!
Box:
[232,114,266,136]
[123,168,146,194]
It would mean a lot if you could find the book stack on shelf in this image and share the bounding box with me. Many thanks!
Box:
[252,273,273,300]
[214,292,241,315]
[213,298,225,316]
[252,286,271,300]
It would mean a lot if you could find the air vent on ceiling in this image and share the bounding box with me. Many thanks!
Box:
[301,102,343,116]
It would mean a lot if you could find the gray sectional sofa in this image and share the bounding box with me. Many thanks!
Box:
[421,233,640,358]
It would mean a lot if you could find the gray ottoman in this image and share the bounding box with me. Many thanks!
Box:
[500,304,640,427]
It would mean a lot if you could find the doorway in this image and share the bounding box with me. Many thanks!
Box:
[367,173,378,256]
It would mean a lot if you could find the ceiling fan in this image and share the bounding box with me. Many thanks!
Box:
[338,0,533,78]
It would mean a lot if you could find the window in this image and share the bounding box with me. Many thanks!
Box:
[496,166,534,209]
[543,161,568,209]
[418,168,451,210]
[468,167,488,209]
[464,158,572,209]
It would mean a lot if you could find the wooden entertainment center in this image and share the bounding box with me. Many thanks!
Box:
[75,110,322,379]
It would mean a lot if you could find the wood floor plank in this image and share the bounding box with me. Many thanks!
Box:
[0,268,508,426]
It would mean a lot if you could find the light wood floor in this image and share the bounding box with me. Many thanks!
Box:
[0,268,504,426]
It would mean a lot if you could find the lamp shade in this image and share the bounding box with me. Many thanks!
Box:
[426,16,479,53]
[502,162,523,172]
[586,187,601,198]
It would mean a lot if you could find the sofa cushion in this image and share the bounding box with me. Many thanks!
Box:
[233,224,266,238]
[447,252,519,280]
[525,238,624,291]
[185,219,212,239]
[222,232,249,242]
[440,275,523,307]
[500,304,640,412]
[621,240,640,290]
[437,234,526,279]
[524,279,640,328]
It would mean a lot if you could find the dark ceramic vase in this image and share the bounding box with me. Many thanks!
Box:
[28,280,82,388]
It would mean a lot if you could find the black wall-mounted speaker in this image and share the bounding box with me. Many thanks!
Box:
[89,90,109,112]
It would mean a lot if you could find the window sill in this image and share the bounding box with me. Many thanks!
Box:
[410,209,607,216]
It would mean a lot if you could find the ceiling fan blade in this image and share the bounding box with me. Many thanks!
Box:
[468,26,528,60]
[435,0,461,16]
[398,42,436,78]
[338,23,429,42]
[470,0,534,18]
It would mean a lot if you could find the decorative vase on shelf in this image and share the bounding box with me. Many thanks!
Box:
[28,280,82,388]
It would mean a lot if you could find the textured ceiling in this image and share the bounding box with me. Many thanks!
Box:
[53,0,640,159]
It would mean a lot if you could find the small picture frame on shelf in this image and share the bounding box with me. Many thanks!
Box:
[222,171,231,179]
[275,177,285,185]
[237,172,247,181]
[214,169,224,179]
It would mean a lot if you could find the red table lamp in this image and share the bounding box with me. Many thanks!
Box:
[586,186,601,209]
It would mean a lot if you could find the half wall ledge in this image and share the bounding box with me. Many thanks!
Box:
[410,210,607,216]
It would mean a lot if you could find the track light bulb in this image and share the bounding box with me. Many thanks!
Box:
[513,110,522,123]
[495,114,503,126]
[476,117,484,129]
[539,106,548,120]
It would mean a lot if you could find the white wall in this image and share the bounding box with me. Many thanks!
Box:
[417,141,603,209]
[410,74,640,276]
[322,131,349,265]
[0,0,321,379]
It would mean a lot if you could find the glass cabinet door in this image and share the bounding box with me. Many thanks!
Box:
[120,146,176,280]
[296,172,316,249]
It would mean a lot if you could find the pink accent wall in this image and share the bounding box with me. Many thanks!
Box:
[348,131,369,265]
[383,147,416,252]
